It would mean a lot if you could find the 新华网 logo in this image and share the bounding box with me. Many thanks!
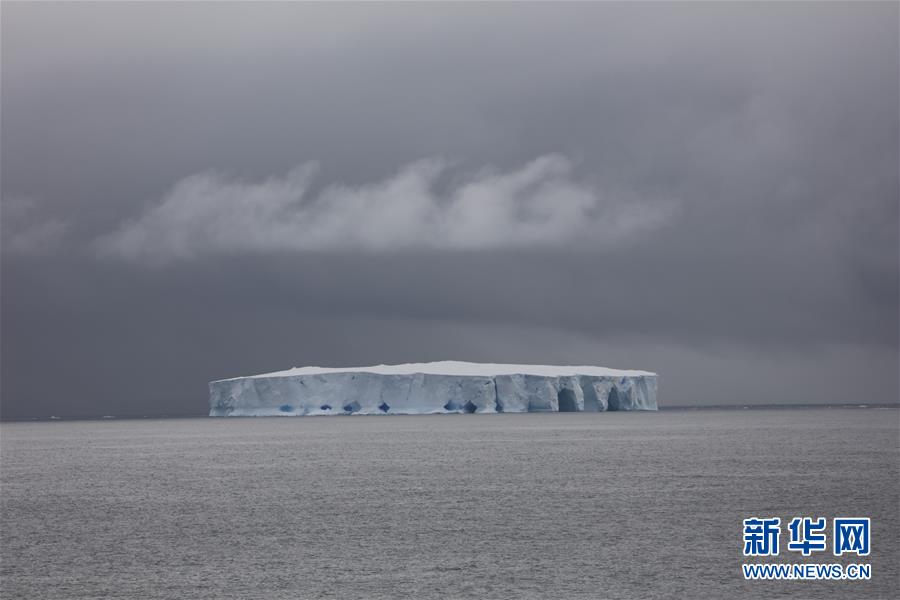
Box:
[741,516,871,581]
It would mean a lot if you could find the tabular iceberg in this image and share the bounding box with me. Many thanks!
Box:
[209,361,657,416]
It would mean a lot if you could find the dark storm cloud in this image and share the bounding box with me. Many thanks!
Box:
[1,2,897,417]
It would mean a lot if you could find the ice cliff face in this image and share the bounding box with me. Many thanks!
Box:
[209,361,657,416]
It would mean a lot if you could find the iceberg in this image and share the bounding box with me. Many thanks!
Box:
[209,361,657,416]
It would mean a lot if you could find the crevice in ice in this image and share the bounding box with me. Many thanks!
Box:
[463,400,478,413]
[557,389,577,412]
[443,400,461,412]
[493,378,503,412]
[402,376,415,410]
[213,396,236,416]
[279,404,293,413]
[320,404,332,411]
[607,387,620,411]
[579,379,600,412]
[378,402,390,413]
[343,401,361,413]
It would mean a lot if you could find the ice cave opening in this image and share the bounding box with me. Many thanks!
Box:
[607,387,621,411]
[557,389,577,412]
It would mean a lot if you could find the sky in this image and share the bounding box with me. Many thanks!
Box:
[1,2,897,418]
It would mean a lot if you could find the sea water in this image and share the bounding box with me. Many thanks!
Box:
[1,408,897,599]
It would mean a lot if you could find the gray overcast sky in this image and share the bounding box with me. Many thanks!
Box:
[2,2,897,418]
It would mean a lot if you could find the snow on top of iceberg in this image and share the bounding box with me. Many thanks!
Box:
[215,361,655,382]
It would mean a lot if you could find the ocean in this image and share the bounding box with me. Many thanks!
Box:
[1,408,897,599]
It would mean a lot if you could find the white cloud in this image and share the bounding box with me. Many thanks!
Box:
[95,155,675,263]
